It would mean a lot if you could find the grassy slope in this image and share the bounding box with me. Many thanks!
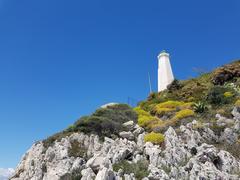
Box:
[140,60,240,115]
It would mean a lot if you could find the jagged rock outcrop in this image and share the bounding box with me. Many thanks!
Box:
[11,110,240,180]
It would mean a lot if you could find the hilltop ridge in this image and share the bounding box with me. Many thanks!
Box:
[10,60,240,180]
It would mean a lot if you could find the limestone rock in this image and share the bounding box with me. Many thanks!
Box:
[162,127,191,166]
[86,156,110,172]
[119,131,134,140]
[148,165,169,180]
[133,126,144,136]
[219,128,238,144]
[123,121,135,131]
[10,119,240,180]
[95,167,115,180]
[123,174,135,180]
[81,168,96,180]
[232,107,240,120]
[144,142,161,166]
[137,133,145,148]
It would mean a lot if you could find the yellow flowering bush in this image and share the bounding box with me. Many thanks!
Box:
[173,109,195,120]
[134,107,150,116]
[152,101,186,116]
[147,119,164,129]
[144,132,165,145]
[155,101,184,109]
[153,101,193,113]
[224,91,234,98]
[179,102,194,109]
[154,107,175,116]
[134,107,156,127]
[138,116,155,127]
[235,99,240,107]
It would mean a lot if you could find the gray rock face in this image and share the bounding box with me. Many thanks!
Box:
[86,156,110,172]
[148,165,169,180]
[81,168,96,180]
[162,127,191,167]
[220,127,238,144]
[11,118,240,180]
[232,107,240,120]
[133,126,144,136]
[95,168,115,180]
[119,131,134,140]
[11,136,87,180]
[123,121,135,131]
[182,143,240,180]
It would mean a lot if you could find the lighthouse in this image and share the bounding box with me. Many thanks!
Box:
[158,50,174,92]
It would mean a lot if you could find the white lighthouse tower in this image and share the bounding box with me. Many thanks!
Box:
[158,50,174,92]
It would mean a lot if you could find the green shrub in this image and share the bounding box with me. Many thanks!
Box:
[68,140,88,160]
[66,125,76,132]
[42,131,73,149]
[207,86,233,105]
[224,82,240,94]
[43,104,137,147]
[167,73,212,102]
[113,160,149,180]
[75,116,119,138]
[73,104,137,138]
[144,132,165,145]
[92,104,137,124]
[193,102,208,113]
[167,79,183,91]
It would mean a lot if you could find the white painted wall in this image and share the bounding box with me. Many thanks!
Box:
[158,51,174,92]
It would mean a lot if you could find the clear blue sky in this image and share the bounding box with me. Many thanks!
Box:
[0,0,239,168]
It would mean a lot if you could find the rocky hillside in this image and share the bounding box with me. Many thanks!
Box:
[11,60,240,180]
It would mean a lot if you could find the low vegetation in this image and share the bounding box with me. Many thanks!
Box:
[112,160,149,180]
[235,99,240,107]
[212,60,240,85]
[68,140,88,160]
[137,60,240,130]
[206,86,235,105]
[134,107,157,127]
[70,104,138,138]
[193,101,208,113]
[144,132,165,145]
[43,104,137,148]
[173,109,195,120]
[43,60,240,153]
[135,99,195,132]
